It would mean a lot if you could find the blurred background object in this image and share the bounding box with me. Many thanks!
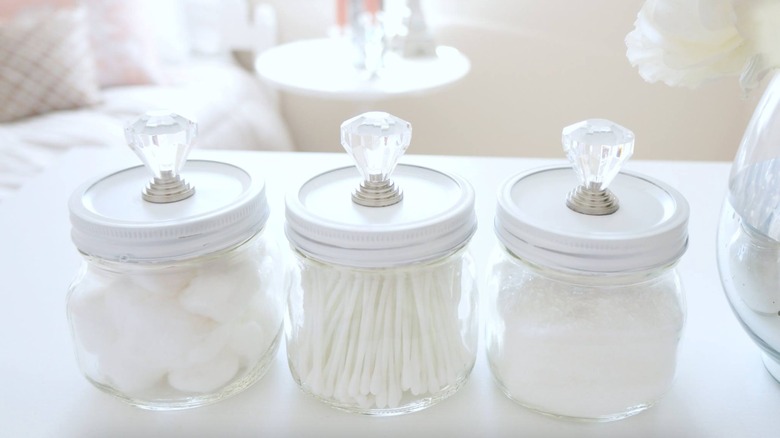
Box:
[256,0,757,161]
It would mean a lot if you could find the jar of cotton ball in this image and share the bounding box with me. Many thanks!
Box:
[65,111,285,410]
[486,119,689,422]
[284,112,479,415]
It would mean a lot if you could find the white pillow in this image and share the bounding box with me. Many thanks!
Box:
[0,6,101,122]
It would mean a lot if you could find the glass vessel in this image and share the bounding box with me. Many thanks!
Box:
[487,251,685,421]
[284,112,479,415]
[487,119,689,421]
[65,111,285,409]
[67,232,284,410]
[287,245,478,415]
[717,74,780,381]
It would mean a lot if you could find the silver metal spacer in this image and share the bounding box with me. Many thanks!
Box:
[566,185,619,215]
[142,172,195,203]
[352,180,403,207]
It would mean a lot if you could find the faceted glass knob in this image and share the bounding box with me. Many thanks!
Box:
[562,119,635,215]
[341,111,412,207]
[125,111,197,203]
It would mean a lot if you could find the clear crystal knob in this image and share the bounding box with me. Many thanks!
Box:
[341,111,411,207]
[125,111,197,203]
[562,119,634,215]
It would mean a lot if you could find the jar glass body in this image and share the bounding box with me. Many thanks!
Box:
[66,231,286,410]
[716,73,780,381]
[485,247,686,421]
[717,203,780,378]
[286,247,479,416]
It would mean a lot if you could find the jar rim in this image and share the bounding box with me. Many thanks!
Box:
[494,166,690,273]
[69,160,269,262]
[284,164,477,268]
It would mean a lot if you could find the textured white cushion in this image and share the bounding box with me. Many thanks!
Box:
[0,59,294,201]
[98,58,294,152]
[0,7,100,122]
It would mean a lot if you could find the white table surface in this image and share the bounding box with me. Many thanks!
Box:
[2,148,779,437]
[254,38,470,100]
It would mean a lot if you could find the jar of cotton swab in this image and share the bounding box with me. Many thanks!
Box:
[284,112,479,415]
[487,119,689,421]
[65,111,285,410]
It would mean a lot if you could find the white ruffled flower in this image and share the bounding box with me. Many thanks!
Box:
[626,0,780,91]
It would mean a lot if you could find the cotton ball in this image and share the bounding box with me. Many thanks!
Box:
[256,242,281,289]
[104,279,214,369]
[245,285,284,330]
[224,283,285,368]
[168,351,241,393]
[181,323,233,367]
[246,239,286,300]
[99,341,167,394]
[68,283,117,354]
[228,321,270,367]
[80,263,119,289]
[131,268,195,296]
[179,260,261,322]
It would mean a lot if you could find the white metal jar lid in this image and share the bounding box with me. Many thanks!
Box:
[495,167,689,273]
[494,119,689,273]
[285,111,476,268]
[69,160,269,262]
[285,164,476,267]
[68,112,269,262]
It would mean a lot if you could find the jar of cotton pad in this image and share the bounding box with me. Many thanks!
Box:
[284,112,479,415]
[486,119,689,421]
[65,111,284,410]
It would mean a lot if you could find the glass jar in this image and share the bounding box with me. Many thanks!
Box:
[487,119,690,421]
[65,112,285,409]
[287,243,478,415]
[284,112,479,415]
[487,252,685,421]
[718,202,780,379]
[67,232,284,410]
[716,73,780,381]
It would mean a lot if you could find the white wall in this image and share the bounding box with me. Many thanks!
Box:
[260,0,758,161]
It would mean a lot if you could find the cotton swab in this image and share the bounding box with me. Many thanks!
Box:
[288,256,475,413]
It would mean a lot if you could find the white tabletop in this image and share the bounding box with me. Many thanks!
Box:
[2,148,779,437]
[254,38,470,100]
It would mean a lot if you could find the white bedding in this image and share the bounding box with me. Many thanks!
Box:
[0,57,294,201]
